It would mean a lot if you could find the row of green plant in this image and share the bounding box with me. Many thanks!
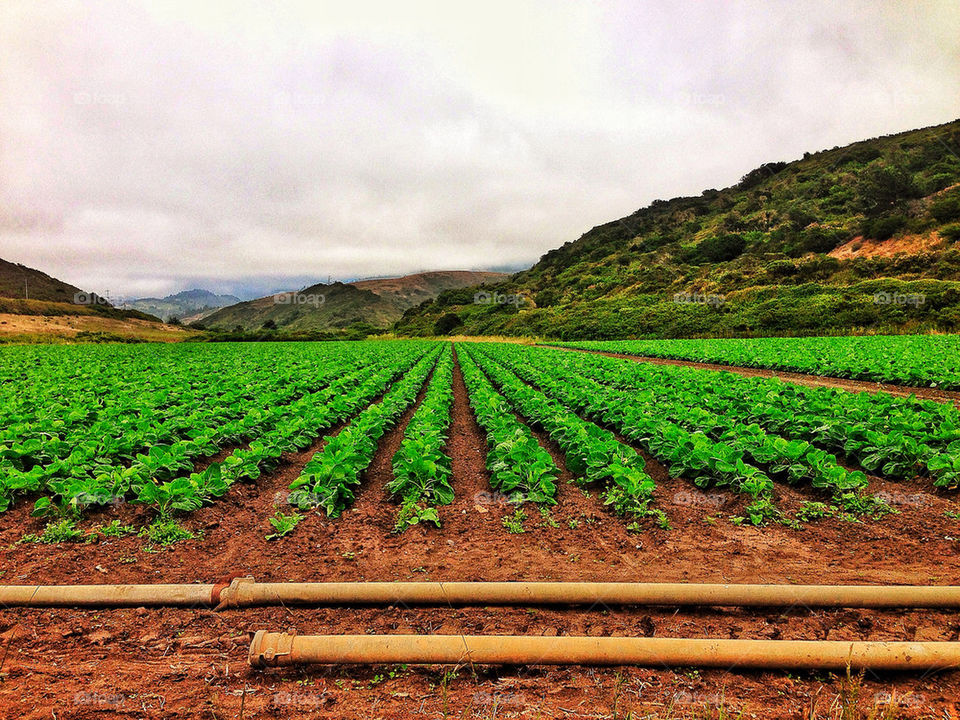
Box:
[561,348,960,490]
[554,334,960,389]
[131,350,429,519]
[0,344,390,509]
[457,347,560,505]
[462,344,663,523]
[0,341,337,440]
[388,344,455,531]
[16,342,436,520]
[472,344,783,524]
[501,345,886,516]
[289,346,443,518]
[2,348,382,514]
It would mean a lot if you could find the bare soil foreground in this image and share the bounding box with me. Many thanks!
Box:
[1,357,959,719]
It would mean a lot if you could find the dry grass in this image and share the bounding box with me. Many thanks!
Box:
[0,312,198,343]
[428,334,539,344]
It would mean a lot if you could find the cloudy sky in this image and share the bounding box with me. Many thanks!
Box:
[1,0,958,299]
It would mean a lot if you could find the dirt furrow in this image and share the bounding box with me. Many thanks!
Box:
[346,358,439,538]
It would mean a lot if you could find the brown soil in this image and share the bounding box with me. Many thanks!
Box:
[2,349,960,719]
[547,345,960,407]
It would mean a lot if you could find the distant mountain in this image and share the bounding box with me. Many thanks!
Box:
[126,289,241,322]
[396,118,960,339]
[351,271,508,307]
[199,270,507,333]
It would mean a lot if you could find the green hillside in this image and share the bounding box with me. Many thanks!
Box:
[198,282,398,334]
[396,118,960,339]
[198,271,507,335]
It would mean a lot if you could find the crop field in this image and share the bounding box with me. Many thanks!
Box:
[553,335,960,389]
[3,338,960,718]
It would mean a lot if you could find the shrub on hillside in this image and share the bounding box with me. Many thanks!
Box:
[930,190,960,223]
[855,161,919,216]
[692,233,747,263]
[433,313,463,335]
[798,225,849,253]
[942,224,960,242]
[861,214,909,241]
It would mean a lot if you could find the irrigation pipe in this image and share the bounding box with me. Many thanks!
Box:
[2,579,960,609]
[248,631,960,671]
[0,583,217,608]
[215,580,960,609]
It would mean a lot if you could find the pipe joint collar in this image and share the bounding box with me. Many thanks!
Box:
[250,629,298,668]
[214,576,255,610]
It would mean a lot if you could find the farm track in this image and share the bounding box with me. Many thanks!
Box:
[3,344,960,717]
[545,345,960,407]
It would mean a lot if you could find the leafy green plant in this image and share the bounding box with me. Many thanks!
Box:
[539,507,559,528]
[91,519,137,539]
[458,349,559,504]
[0,340,439,519]
[21,518,84,544]
[518,344,945,513]
[388,345,455,530]
[139,519,198,546]
[502,508,527,534]
[796,501,835,522]
[393,502,441,533]
[558,335,960,391]
[466,344,659,522]
[292,347,442,518]
[266,510,303,540]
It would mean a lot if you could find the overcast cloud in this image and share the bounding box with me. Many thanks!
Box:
[1,0,958,298]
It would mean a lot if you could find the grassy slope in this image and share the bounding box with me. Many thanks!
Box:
[0,313,199,344]
[199,282,401,332]
[396,118,960,339]
[200,271,508,333]
[352,270,507,307]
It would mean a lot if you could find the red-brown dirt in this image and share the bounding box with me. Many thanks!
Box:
[1,349,959,719]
